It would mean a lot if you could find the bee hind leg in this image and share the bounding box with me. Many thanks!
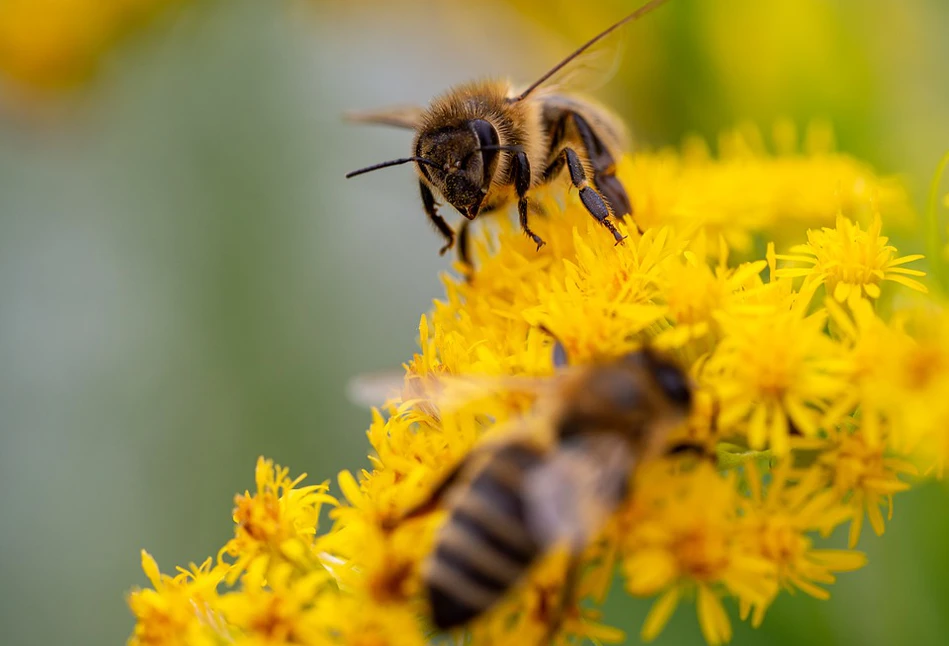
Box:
[545,147,626,245]
[566,112,639,233]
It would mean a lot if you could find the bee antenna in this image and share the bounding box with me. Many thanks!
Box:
[346,157,439,178]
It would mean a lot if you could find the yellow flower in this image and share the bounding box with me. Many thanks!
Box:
[816,428,917,548]
[220,457,337,583]
[653,234,768,354]
[822,297,901,446]
[472,550,626,646]
[317,594,428,646]
[625,122,912,256]
[622,464,776,645]
[703,292,851,454]
[875,308,949,470]
[775,211,927,306]
[217,560,330,646]
[129,129,944,646]
[127,551,229,646]
[738,463,865,626]
[828,300,949,468]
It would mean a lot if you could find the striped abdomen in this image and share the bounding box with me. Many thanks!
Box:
[425,444,542,629]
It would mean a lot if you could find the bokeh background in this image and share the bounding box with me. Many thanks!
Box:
[1,1,948,644]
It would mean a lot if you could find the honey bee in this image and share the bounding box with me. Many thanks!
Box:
[345,0,672,265]
[367,340,696,636]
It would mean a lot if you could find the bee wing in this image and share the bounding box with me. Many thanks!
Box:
[347,369,558,413]
[522,433,633,554]
[512,0,670,102]
[346,369,407,409]
[344,105,425,130]
[517,31,627,98]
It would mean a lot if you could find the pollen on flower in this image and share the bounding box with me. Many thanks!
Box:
[129,125,943,646]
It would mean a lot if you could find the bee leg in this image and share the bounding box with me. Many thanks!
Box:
[529,200,549,219]
[456,219,473,270]
[665,441,706,456]
[420,181,455,255]
[567,112,638,232]
[383,460,465,531]
[665,441,714,463]
[513,151,546,250]
[545,147,626,245]
[540,555,582,645]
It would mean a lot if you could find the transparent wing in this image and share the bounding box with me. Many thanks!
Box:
[522,434,633,553]
[515,28,628,99]
[512,0,670,102]
[345,369,408,409]
[344,105,425,130]
[347,368,559,413]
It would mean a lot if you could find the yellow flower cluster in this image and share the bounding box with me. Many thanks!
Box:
[128,124,947,645]
[0,0,181,93]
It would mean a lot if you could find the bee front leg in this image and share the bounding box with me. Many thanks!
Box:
[513,152,547,250]
[456,219,473,269]
[420,181,456,256]
[545,148,626,245]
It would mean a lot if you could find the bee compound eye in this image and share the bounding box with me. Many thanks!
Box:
[654,364,692,407]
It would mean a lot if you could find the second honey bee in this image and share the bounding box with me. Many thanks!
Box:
[386,342,695,636]
[346,0,672,265]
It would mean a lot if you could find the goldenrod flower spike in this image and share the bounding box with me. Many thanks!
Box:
[128,126,949,645]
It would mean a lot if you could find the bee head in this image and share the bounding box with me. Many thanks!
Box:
[415,119,501,219]
[624,349,693,412]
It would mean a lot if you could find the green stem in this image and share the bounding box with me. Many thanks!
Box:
[925,150,949,292]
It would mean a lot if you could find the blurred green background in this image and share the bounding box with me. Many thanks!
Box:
[0,1,947,644]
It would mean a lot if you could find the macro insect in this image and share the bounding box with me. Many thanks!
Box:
[345,0,671,265]
[353,338,696,637]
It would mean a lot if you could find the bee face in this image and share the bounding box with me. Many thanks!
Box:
[623,350,693,411]
[416,119,500,219]
[556,351,691,434]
